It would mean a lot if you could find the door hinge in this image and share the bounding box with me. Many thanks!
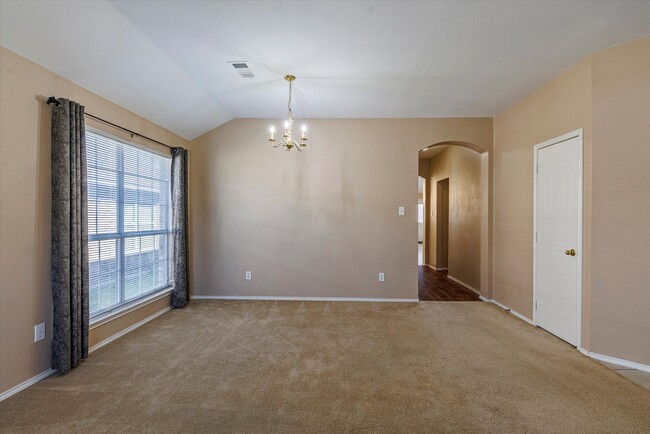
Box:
[535,300,538,310]
[536,163,539,173]
[535,232,538,242]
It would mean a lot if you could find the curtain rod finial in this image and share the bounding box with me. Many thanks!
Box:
[47,96,61,107]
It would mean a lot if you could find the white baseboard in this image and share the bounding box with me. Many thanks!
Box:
[89,306,172,353]
[584,351,650,373]
[484,298,534,325]
[446,275,481,296]
[483,301,649,372]
[0,368,56,402]
[191,295,418,303]
[1,306,172,401]
[425,264,449,271]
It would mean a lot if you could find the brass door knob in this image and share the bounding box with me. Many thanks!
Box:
[565,249,576,256]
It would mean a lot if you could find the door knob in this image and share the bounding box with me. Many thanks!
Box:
[565,249,576,256]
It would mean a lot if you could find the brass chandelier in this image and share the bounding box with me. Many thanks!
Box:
[268,75,308,151]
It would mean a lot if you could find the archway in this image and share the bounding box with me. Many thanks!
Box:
[417,141,491,301]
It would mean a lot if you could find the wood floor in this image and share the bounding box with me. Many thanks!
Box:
[418,266,481,301]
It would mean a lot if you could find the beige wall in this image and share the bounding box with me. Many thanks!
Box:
[589,37,650,364]
[425,146,481,291]
[493,36,650,365]
[418,159,429,178]
[188,118,492,299]
[0,47,187,394]
[493,56,593,335]
[88,296,171,349]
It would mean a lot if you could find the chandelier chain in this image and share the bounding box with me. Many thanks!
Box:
[287,79,293,119]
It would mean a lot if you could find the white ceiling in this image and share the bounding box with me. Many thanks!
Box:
[1,1,649,140]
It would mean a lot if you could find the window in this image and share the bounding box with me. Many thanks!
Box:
[86,130,172,318]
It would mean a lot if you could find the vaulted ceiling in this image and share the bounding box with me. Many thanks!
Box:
[1,1,649,140]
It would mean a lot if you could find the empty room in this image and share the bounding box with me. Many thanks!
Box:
[1,1,649,432]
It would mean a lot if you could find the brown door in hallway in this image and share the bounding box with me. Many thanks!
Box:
[436,178,449,270]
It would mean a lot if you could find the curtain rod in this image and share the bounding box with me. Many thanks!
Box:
[47,97,174,150]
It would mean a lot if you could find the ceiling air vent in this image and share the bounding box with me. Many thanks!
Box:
[229,61,255,78]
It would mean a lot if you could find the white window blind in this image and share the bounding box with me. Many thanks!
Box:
[86,130,171,317]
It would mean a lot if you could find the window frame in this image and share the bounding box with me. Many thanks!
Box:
[86,127,173,323]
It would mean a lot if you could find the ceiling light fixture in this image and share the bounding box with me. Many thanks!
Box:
[268,75,308,151]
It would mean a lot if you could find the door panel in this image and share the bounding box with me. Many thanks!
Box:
[535,135,581,346]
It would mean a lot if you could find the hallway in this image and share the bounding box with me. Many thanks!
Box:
[418,266,480,301]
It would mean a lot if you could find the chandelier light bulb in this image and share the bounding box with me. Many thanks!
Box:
[284,120,289,129]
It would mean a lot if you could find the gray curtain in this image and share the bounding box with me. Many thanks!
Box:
[51,98,89,374]
[171,147,189,308]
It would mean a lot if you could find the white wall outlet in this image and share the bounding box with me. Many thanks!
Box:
[378,272,385,282]
[34,323,45,342]
[398,206,405,216]
[245,271,252,280]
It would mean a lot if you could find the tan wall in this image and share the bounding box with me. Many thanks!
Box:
[493,56,593,337]
[0,47,187,394]
[589,37,650,364]
[493,36,650,364]
[425,146,481,290]
[88,295,171,348]
[188,118,492,299]
[418,159,429,178]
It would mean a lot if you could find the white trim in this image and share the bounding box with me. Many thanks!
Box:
[582,351,650,373]
[426,264,448,271]
[191,295,419,303]
[533,128,583,347]
[90,288,172,329]
[447,275,481,295]
[0,368,56,402]
[89,306,171,353]
[484,298,534,325]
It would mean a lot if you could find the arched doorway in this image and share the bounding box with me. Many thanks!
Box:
[417,141,491,301]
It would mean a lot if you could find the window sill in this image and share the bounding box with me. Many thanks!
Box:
[89,287,173,330]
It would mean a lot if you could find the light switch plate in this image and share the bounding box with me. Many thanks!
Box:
[398,206,405,216]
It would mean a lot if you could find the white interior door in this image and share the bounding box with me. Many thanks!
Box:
[534,130,582,346]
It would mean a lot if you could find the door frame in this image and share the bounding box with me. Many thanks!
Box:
[533,128,583,349]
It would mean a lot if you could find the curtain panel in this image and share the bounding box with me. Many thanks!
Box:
[171,147,189,308]
[51,99,89,374]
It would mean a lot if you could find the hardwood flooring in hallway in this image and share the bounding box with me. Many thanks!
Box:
[418,266,481,301]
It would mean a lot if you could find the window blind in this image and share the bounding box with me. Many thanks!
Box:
[86,130,171,317]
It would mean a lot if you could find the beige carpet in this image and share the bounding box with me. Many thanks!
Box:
[1,300,649,433]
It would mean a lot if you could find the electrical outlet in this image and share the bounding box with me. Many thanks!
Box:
[245,271,252,280]
[398,206,405,216]
[378,272,385,282]
[34,323,45,342]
